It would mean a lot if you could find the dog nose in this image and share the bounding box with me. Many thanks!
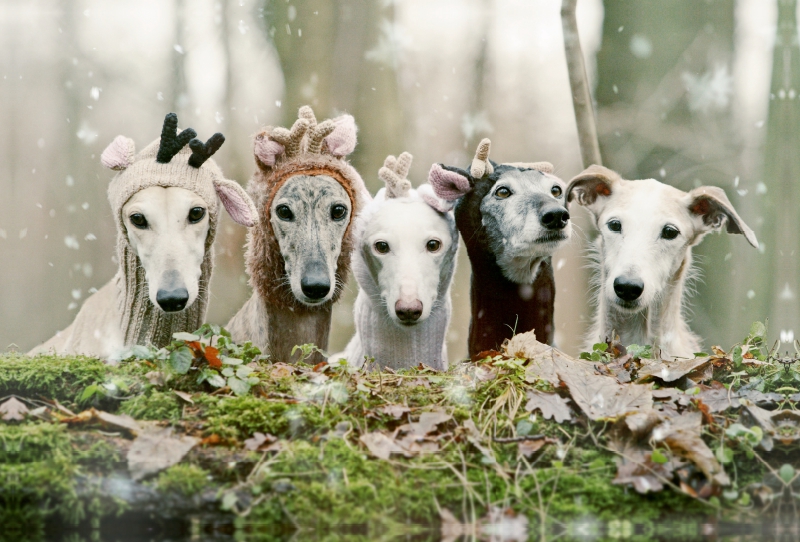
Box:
[395,299,423,324]
[301,263,331,301]
[156,288,189,312]
[541,207,570,230]
[613,276,644,302]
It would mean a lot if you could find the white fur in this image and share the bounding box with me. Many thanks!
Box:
[30,187,210,358]
[569,168,757,360]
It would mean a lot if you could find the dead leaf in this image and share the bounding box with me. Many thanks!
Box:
[402,409,451,435]
[173,390,194,404]
[62,408,141,436]
[0,397,29,421]
[405,378,430,389]
[127,427,199,481]
[479,507,529,542]
[652,412,729,486]
[695,381,739,413]
[558,369,652,421]
[145,371,168,386]
[636,357,712,383]
[504,332,592,386]
[524,390,572,423]
[359,431,404,460]
[204,345,222,369]
[243,432,278,451]
[270,362,295,379]
[200,433,223,446]
[379,404,411,419]
[517,437,556,458]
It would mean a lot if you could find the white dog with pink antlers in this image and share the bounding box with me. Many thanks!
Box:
[30,113,257,359]
[333,152,459,370]
[566,165,758,360]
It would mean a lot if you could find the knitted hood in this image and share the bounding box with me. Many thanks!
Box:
[101,113,257,348]
[245,105,368,311]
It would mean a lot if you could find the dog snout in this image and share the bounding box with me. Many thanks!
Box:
[395,299,423,324]
[613,276,644,302]
[540,206,570,230]
[156,287,190,312]
[300,261,331,301]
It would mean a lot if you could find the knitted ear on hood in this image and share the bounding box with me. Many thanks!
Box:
[214,178,257,227]
[428,163,473,201]
[101,136,136,170]
[379,152,413,199]
[417,184,455,213]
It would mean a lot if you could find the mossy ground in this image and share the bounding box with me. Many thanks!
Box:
[0,342,794,541]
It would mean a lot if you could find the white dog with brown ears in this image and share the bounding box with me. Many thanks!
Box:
[566,165,758,360]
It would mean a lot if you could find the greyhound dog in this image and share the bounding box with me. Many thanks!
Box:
[566,165,759,360]
[332,152,459,370]
[226,106,368,363]
[429,139,571,356]
[31,114,256,358]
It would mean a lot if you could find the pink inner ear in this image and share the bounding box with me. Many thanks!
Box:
[324,114,357,157]
[428,163,472,201]
[215,180,257,227]
[420,190,453,213]
[254,138,285,167]
[101,135,135,170]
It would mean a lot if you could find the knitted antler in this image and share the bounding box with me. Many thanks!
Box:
[156,113,197,164]
[307,119,335,154]
[380,152,413,199]
[507,161,555,174]
[470,138,494,178]
[188,133,225,168]
[270,118,310,159]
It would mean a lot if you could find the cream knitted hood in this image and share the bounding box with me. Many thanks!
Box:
[100,113,256,348]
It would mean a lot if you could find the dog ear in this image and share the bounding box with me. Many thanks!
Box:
[565,165,619,211]
[417,183,455,213]
[687,186,758,248]
[429,163,473,202]
[214,179,258,227]
[101,136,136,170]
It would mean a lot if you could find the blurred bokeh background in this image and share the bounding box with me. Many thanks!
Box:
[1,0,797,359]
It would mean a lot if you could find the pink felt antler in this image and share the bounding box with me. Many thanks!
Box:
[428,163,472,201]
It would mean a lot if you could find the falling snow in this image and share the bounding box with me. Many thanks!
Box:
[682,65,733,113]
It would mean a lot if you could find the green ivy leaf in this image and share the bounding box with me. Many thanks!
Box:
[228,376,251,396]
[715,446,734,464]
[206,373,226,388]
[236,366,254,379]
[749,321,767,341]
[169,346,193,374]
[221,367,235,377]
[80,384,100,402]
[173,332,200,342]
[779,464,795,484]
[593,342,608,352]
[222,356,243,366]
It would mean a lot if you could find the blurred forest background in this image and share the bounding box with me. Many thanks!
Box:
[1,0,797,359]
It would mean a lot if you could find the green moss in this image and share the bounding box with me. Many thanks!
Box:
[154,464,212,497]
[119,389,182,421]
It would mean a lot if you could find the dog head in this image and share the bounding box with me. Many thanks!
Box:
[429,139,571,284]
[567,165,758,313]
[354,152,459,326]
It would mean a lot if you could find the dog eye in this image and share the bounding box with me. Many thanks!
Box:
[550,185,563,197]
[374,241,390,254]
[330,204,348,221]
[188,207,206,223]
[275,204,294,221]
[661,225,680,240]
[426,239,442,252]
[607,220,622,233]
[129,213,148,229]
[494,187,512,199]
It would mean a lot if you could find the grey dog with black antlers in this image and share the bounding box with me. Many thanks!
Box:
[30,113,257,359]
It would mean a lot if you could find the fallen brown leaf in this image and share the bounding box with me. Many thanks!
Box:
[61,408,141,436]
[379,404,411,419]
[173,390,194,404]
[127,427,199,481]
[524,390,573,423]
[243,432,278,451]
[558,368,652,421]
[636,357,712,383]
[359,431,404,460]
[696,381,740,413]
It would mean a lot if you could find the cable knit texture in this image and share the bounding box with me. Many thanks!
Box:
[340,153,458,370]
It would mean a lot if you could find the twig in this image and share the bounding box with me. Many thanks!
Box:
[493,434,545,443]
[561,0,602,168]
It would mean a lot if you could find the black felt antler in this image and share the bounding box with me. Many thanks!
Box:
[188,133,225,168]
[156,113,197,164]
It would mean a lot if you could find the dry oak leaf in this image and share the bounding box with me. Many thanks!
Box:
[503,331,590,385]
[524,390,573,423]
[127,427,199,481]
[402,409,452,435]
[379,404,411,419]
[696,381,740,413]
[243,432,279,451]
[653,412,730,486]
[270,362,295,379]
[0,397,29,421]
[359,431,404,460]
[517,437,557,458]
[636,357,712,383]
[558,368,653,421]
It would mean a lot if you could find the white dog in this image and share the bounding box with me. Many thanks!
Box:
[567,165,758,360]
[333,152,459,370]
